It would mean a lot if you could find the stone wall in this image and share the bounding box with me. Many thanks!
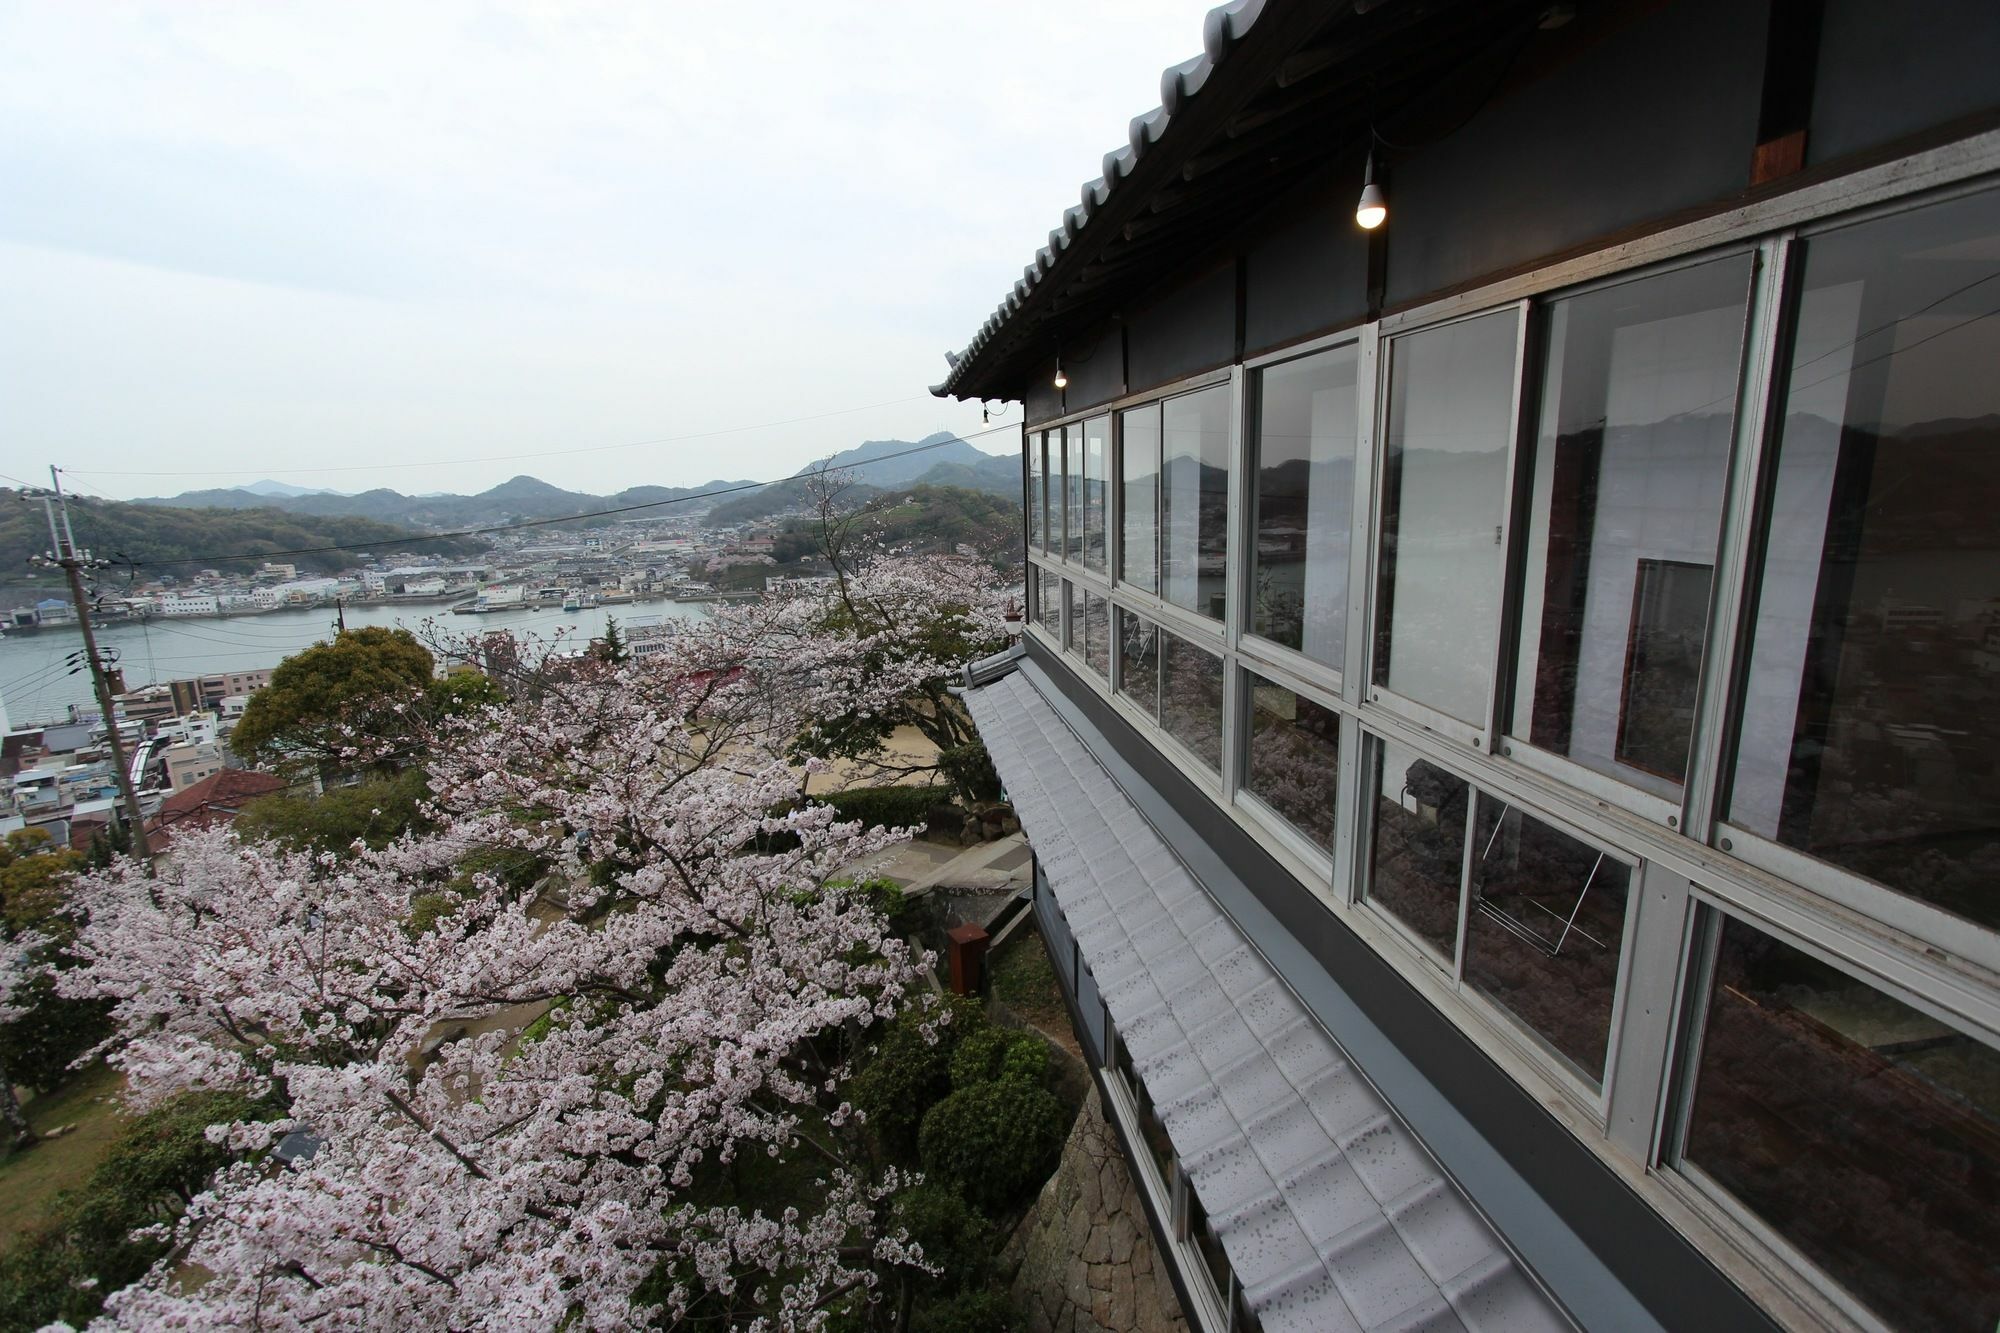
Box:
[1008,1084,1191,1333]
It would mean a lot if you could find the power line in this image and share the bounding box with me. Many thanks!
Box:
[99,424,1025,571]
[61,394,957,479]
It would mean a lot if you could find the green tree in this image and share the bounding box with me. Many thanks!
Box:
[230,628,498,777]
[0,833,104,1147]
[0,1090,262,1329]
[593,615,630,665]
[233,767,437,854]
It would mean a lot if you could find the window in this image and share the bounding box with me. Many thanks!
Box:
[1373,309,1520,724]
[1027,433,1044,552]
[1159,630,1223,771]
[1118,610,1160,720]
[1081,415,1109,573]
[1161,385,1231,621]
[1727,187,2000,932]
[1680,917,2000,1330]
[1121,404,1161,594]
[1511,255,1751,793]
[1024,564,1038,626]
[1082,592,1109,680]
[1366,736,1469,959]
[1242,671,1340,852]
[1066,579,1083,655]
[1250,343,1358,667]
[1464,799,1631,1086]
[1063,424,1083,560]
[1616,558,1713,778]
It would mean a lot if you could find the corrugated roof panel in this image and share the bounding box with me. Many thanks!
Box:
[965,670,1572,1333]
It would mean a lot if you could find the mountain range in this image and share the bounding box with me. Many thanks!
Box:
[134,433,1018,531]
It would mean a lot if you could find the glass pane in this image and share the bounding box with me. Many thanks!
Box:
[1684,917,2000,1330]
[1065,579,1083,654]
[1082,416,1109,572]
[1243,672,1341,851]
[1064,425,1083,560]
[1728,187,2000,931]
[1024,564,1038,625]
[1161,386,1231,621]
[1251,344,1358,666]
[1121,404,1161,593]
[1465,798,1631,1085]
[1115,1034,1176,1186]
[1160,632,1223,771]
[1373,310,1520,723]
[1367,736,1468,958]
[1027,435,1043,552]
[1185,1185,1233,1309]
[1117,610,1159,720]
[1083,592,1109,679]
[1512,256,1751,793]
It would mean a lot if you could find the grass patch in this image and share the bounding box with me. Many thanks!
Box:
[0,1065,127,1254]
[989,932,1071,1046]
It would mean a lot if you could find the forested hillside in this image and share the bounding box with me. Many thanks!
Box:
[0,489,486,602]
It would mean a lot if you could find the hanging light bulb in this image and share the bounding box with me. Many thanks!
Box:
[1355,150,1387,230]
[1053,356,1068,390]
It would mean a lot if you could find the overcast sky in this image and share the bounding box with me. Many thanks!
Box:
[0,1,1212,500]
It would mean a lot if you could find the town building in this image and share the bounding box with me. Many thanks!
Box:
[939,3,2000,1330]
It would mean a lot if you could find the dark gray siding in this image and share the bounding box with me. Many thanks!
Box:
[1126,257,1237,393]
[1808,0,2000,164]
[1383,0,1766,307]
[1243,173,1372,356]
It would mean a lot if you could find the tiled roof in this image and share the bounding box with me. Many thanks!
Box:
[156,767,288,822]
[967,671,1570,1333]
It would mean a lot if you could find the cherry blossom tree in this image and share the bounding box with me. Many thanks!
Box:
[53,558,1018,1330]
[0,930,49,1150]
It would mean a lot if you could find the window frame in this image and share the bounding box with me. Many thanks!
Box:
[1010,133,2000,1333]
[1494,243,1765,833]
[1659,898,2000,1330]
[1363,300,1533,754]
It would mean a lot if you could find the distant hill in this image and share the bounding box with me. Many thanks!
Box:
[133,431,1018,532]
[137,475,757,530]
[806,432,990,486]
[703,435,1018,527]
[0,488,487,601]
[242,480,344,498]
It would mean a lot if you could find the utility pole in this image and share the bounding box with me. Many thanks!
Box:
[33,468,151,859]
[334,595,347,635]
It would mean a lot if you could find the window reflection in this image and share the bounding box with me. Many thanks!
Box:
[1162,386,1232,621]
[1064,579,1080,653]
[1243,673,1340,851]
[1465,799,1631,1084]
[1063,424,1083,561]
[1729,187,2000,931]
[1082,416,1109,572]
[1160,631,1224,771]
[1251,345,1358,666]
[1684,917,2000,1330]
[1374,309,1520,724]
[1512,255,1751,793]
[1121,405,1161,594]
[1083,592,1109,680]
[1118,610,1160,720]
[1367,736,1468,958]
[1027,435,1044,552]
